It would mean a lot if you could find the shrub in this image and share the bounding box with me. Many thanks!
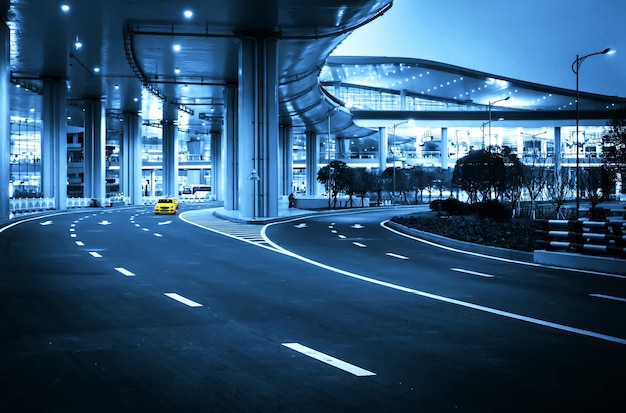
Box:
[430,198,468,215]
[470,200,512,221]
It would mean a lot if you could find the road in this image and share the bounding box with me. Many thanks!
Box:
[1,204,625,412]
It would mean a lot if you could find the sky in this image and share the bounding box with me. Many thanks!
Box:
[332,0,626,97]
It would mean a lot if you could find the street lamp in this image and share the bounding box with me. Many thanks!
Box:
[392,120,409,205]
[487,96,510,148]
[571,47,614,217]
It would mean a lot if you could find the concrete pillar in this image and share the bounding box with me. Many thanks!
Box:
[279,124,293,195]
[237,36,279,218]
[223,86,237,209]
[400,89,406,111]
[0,16,9,218]
[554,127,561,172]
[305,131,319,196]
[122,112,143,205]
[441,127,449,169]
[210,130,221,200]
[41,79,67,210]
[162,104,178,197]
[83,99,105,205]
[378,127,388,172]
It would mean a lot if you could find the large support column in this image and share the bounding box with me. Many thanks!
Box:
[378,127,388,172]
[210,131,221,201]
[83,99,105,205]
[162,104,178,197]
[305,131,319,196]
[554,127,562,173]
[441,127,449,169]
[223,86,237,209]
[237,36,279,218]
[41,80,67,210]
[0,15,9,218]
[122,112,143,205]
[279,124,293,196]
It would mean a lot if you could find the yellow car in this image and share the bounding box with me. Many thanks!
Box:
[154,197,178,214]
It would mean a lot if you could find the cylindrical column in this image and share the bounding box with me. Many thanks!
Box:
[279,124,293,196]
[41,79,67,210]
[223,86,237,210]
[378,127,388,173]
[0,16,9,218]
[122,112,143,205]
[162,104,178,198]
[210,130,221,201]
[83,99,105,205]
[441,127,449,169]
[305,131,319,196]
[237,36,279,218]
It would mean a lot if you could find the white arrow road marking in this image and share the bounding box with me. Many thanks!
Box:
[282,343,376,377]
[451,268,495,278]
[39,221,53,226]
[99,220,111,225]
[386,252,409,260]
[115,267,135,277]
[351,224,365,229]
[158,221,172,225]
[164,293,203,307]
[590,294,626,303]
[353,242,367,248]
[294,223,308,229]
[89,251,102,258]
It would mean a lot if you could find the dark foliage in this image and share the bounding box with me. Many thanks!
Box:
[469,200,512,221]
[391,213,537,252]
[429,198,468,215]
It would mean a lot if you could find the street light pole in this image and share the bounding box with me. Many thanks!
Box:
[392,120,409,205]
[571,47,614,218]
[487,96,510,149]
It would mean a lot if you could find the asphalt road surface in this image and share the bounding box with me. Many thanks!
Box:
[1,205,625,412]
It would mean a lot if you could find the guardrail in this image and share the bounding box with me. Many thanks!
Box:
[535,218,626,259]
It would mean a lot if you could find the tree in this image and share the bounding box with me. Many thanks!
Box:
[602,108,626,196]
[453,149,506,203]
[317,160,352,208]
[546,166,574,219]
[350,168,374,207]
[501,146,525,216]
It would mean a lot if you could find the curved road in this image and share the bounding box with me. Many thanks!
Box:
[1,205,625,412]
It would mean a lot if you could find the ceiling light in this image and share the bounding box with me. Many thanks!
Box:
[74,36,82,50]
[61,4,70,12]
[114,84,119,89]
[93,66,100,73]
[173,44,181,52]
[175,67,180,74]
[183,10,193,18]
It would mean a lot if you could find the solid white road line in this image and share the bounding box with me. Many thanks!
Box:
[89,251,102,258]
[353,242,367,248]
[451,268,495,278]
[590,294,626,303]
[262,231,626,345]
[282,343,376,377]
[115,267,135,277]
[164,293,203,307]
[386,252,409,260]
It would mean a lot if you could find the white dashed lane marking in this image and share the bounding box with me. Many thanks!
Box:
[282,343,376,377]
[386,252,409,260]
[451,268,495,278]
[165,293,203,307]
[89,251,102,258]
[115,267,135,277]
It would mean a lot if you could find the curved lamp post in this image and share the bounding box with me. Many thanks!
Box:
[487,96,510,148]
[571,47,614,217]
